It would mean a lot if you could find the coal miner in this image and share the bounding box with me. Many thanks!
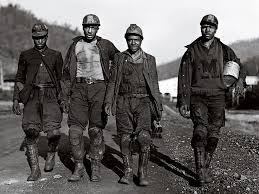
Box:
[177,14,246,186]
[104,24,163,186]
[61,14,119,182]
[12,23,63,181]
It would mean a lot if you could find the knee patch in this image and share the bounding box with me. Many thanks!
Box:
[24,128,40,139]
[137,130,151,146]
[69,126,83,146]
[88,127,101,138]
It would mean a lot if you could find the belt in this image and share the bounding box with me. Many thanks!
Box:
[75,77,105,84]
[33,83,55,88]
[119,93,149,98]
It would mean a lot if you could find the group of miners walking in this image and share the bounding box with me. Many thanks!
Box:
[12,13,246,187]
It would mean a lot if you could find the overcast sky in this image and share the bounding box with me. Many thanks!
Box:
[2,0,259,64]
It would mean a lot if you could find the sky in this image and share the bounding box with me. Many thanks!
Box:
[1,0,259,65]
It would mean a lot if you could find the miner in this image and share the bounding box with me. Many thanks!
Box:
[177,14,246,186]
[12,23,63,181]
[104,24,163,186]
[61,14,119,182]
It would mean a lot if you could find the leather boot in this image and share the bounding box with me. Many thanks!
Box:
[68,136,85,182]
[44,135,60,172]
[26,144,41,181]
[68,160,85,182]
[138,151,150,186]
[194,147,206,186]
[119,154,133,184]
[90,159,101,182]
[204,151,213,183]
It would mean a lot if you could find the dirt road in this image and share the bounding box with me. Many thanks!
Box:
[0,104,259,194]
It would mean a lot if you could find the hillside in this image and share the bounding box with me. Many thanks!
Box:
[158,38,259,80]
[0,4,81,76]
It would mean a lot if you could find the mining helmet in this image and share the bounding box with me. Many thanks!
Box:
[82,14,100,26]
[32,23,48,37]
[200,14,218,28]
[125,24,143,40]
[223,61,240,88]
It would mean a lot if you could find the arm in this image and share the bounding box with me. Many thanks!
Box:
[104,54,119,106]
[150,56,163,111]
[13,52,27,102]
[177,49,193,109]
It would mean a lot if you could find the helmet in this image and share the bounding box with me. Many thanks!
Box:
[223,61,240,87]
[82,14,100,26]
[32,23,48,37]
[125,24,143,39]
[200,14,218,28]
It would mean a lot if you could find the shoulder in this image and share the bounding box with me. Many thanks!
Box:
[97,37,115,46]
[21,48,35,56]
[144,52,155,61]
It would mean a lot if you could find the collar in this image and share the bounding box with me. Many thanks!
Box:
[33,46,48,55]
[123,49,147,59]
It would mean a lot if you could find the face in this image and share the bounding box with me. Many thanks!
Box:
[83,25,99,41]
[201,24,217,41]
[33,35,48,50]
[126,35,142,53]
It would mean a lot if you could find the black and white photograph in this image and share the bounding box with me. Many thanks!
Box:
[0,0,259,193]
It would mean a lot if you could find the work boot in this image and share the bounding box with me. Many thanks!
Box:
[119,154,133,184]
[194,147,206,186]
[44,152,56,172]
[44,135,60,172]
[138,151,150,186]
[68,160,85,182]
[26,144,41,181]
[68,134,86,182]
[90,159,101,182]
[204,152,213,183]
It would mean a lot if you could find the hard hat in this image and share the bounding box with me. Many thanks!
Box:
[223,61,240,87]
[82,14,100,26]
[200,14,218,28]
[125,24,143,39]
[32,23,48,37]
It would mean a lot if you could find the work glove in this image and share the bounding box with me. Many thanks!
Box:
[151,120,163,139]
[179,104,190,119]
[12,99,21,115]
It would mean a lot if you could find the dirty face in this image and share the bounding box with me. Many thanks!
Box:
[83,25,99,42]
[201,24,217,41]
[33,35,48,50]
[126,35,142,54]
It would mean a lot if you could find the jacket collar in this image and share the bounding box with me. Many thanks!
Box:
[185,36,221,49]
[122,49,147,59]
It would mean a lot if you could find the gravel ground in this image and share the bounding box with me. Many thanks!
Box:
[162,101,259,194]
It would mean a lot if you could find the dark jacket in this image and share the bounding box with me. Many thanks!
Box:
[61,36,119,101]
[177,37,247,108]
[104,50,163,115]
[13,47,63,102]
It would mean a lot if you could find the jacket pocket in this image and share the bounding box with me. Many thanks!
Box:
[19,85,33,104]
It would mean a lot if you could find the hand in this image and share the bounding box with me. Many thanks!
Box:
[234,79,244,97]
[61,101,69,114]
[12,100,21,115]
[104,103,112,116]
[151,121,163,138]
[179,104,190,119]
